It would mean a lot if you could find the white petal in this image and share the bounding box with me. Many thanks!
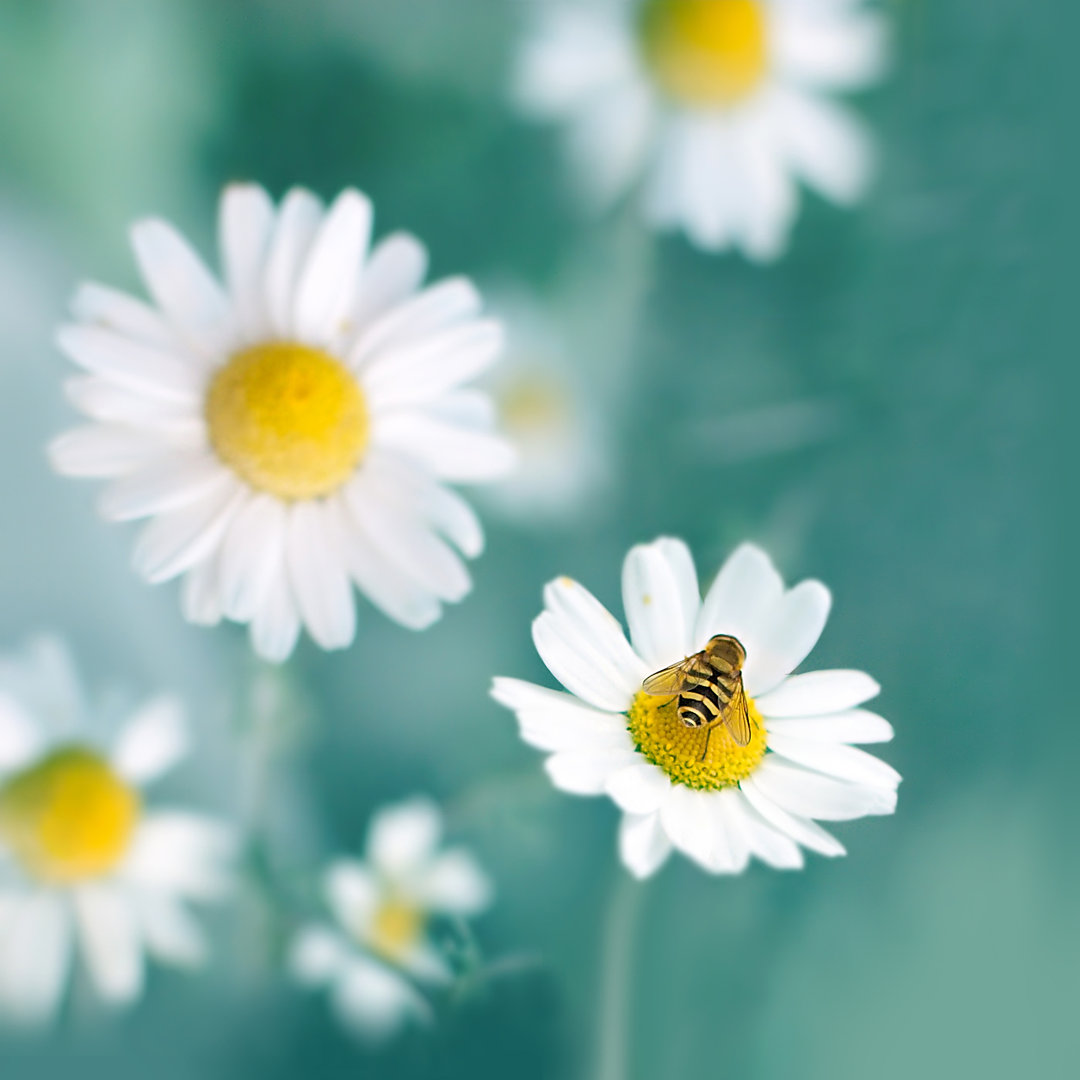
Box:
[739,778,845,857]
[138,893,207,967]
[130,217,234,358]
[660,786,721,872]
[181,554,223,627]
[132,476,244,584]
[111,695,188,784]
[621,537,700,668]
[766,709,894,744]
[773,89,874,206]
[62,376,205,438]
[490,677,627,753]
[694,543,783,655]
[219,183,275,341]
[249,568,302,662]
[426,388,498,430]
[97,454,226,522]
[56,324,201,402]
[709,788,751,874]
[755,669,880,717]
[367,798,442,879]
[373,411,516,482]
[263,187,324,339]
[742,579,831,696]
[123,812,236,899]
[71,281,176,349]
[0,692,42,771]
[324,860,379,935]
[726,790,804,870]
[767,733,901,789]
[772,8,887,90]
[73,883,144,1005]
[218,493,288,622]
[350,232,428,331]
[605,762,671,815]
[416,850,492,916]
[293,188,373,346]
[618,812,672,880]
[729,114,799,263]
[0,890,72,1025]
[545,748,639,795]
[750,757,897,821]
[286,501,357,651]
[362,319,504,411]
[349,278,482,369]
[48,424,164,479]
[289,924,349,986]
[332,956,429,1042]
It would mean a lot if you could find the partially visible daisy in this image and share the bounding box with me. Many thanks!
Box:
[49,184,514,662]
[290,797,492,1041]
[0,637,235,1025]
[492,538,899,878]
[514,0,887,259]
[483,293,605,524]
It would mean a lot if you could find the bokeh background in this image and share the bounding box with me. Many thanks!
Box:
[0,0,1057,1078]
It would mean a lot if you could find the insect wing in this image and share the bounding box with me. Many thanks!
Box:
[720,677,753,747]
[642,658,694,697]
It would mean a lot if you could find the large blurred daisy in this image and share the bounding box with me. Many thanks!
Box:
[515,0,887,259]
[50,185,514,662]
[290,797,492,1041]
[493,539,899,877]
[0,638,235,1025]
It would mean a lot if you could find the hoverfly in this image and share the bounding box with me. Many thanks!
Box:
[641,634,751,759]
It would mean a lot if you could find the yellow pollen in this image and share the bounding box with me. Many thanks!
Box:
[0,747,140,884]
[639,0,768,107]
[368,897,425,962]
[206,342,370,500]
[627,689,767,790]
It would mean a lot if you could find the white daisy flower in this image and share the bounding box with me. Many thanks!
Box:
[290,797,492,1042]
[514,0,887,259]
[492,538,899,878]
[0,637,236,1026]
[49,184,515,662]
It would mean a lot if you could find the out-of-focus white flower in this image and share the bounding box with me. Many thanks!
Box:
[0,637,235,1026]
[493,538,899,878]
[50,184,514,663]
[484,295,605,524]
[289,797,492,1042]
[514,0,887,259]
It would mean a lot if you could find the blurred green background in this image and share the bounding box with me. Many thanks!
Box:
[0,0,1057,1077]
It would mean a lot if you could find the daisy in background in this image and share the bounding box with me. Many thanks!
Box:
[514,0,887,259]
[50,184,515,663]
[290,797,492,1041]
[483,292,606,524]
[493,538,899,878]
[0,637,235,1025]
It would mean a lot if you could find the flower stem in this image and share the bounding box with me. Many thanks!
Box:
[594,868,645,1080]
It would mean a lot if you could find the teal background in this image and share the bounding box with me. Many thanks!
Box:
[0,0,1058,1078]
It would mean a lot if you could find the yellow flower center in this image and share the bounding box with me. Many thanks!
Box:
[500,376,570,437]
[639,0,768,107]
[206,342,370,500]
[627,689,767,790]
[368,896,425,962]
[0,747,140,884]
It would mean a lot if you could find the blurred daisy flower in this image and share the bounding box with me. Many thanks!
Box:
[514,0,887,259]
[50,185,514,662]
[289,797,492,1041]
[493,539,899,878]
[484,293,605,524]
[0,637,235,1025]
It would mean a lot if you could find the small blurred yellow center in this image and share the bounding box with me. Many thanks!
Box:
[0,747,139,884]
[501,376,570,437]
[369,897,425,962]
[628,690,767,790]
[206,342,369,500]
[639,0,768,106]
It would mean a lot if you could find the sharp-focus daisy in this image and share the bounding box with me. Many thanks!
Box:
[49,184,515,662]
[0,637,235,1025]
[290,797,492,1041]
[514,0,887,259]
[492,539,899,878]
